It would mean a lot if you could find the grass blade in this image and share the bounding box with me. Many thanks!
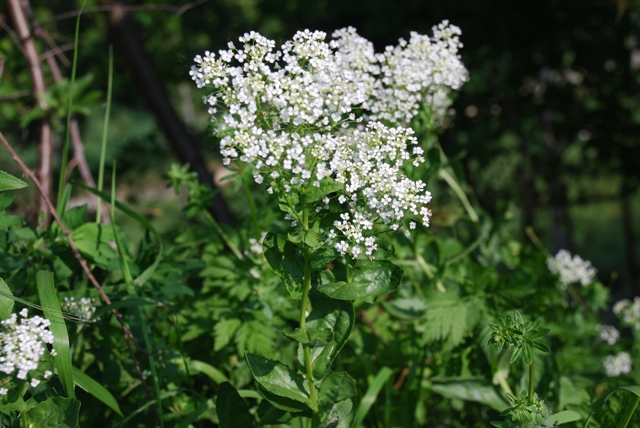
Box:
[36,270,75,399]
[96,45,113,223]
[354,366,394,427]
[72,366,123,417]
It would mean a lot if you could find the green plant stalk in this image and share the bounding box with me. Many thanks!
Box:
[438,168,479,223]
[56,0,85,213]
[300,207,318,412]
[528,344,535,405]
[96,45,113,223]
[616,394,640,428]
[242,177,259,234]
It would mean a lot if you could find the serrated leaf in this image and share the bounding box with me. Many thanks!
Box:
[317,260,403,303]
[246,353,313,411]
[420,295,481,350]
[213,318,242,352]
[236,320,277,356]
[217,382,254,428]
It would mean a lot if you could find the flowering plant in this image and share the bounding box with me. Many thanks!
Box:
[190,22,467,424]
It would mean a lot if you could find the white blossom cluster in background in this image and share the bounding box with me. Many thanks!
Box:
[613,297,640,330]
[190,22,466,258]
[599,325,620,345]
[603,352,632,377]
[61,297,99,322]
[0,309,55,392]
[546,249,597,289]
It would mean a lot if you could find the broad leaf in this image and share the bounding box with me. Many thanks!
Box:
[0,277,14,320]
[317,260,403,303]
[284,327,334,348]
[317,371,357,428]
[246,353,313,411]
[0,170,27,192]
[23,396,80,428]
[302,177,344,204]
[217,382,254,428]
[300,289,355,379]
[263,233,304,299]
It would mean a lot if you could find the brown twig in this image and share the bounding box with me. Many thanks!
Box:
[8,0,53,228]
[0,129,157,417]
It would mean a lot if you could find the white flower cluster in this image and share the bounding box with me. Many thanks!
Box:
[613,297,640,330]
[61,297,98,322]
[369,21,468,125]
[603,352,632,377]
[0,309,55,385]
[599,325,620,345]
[546,249,597,289]
[191,24,464,257]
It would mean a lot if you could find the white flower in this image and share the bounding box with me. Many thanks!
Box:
[0,309,54,381]
[599,325,620,345]
[546,249,597,289]
[0,387,7,395]
[603,352,632,377]
[61,297,98,322]
[613,297,640,330]
[30,378,40,388]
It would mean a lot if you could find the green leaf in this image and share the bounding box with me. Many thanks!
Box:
[36,271,75,399]
[585,385,640,427]
[431,378,509,412]
[0,193,16,210]
[419,295,482,350]
[284,327,334,348]
[246,353,313,411]
[23,396,80,428]
[551,410,582,424]
[217,382,254,428]
[317,371,357,428]
[72,366,122,416]
[214,318,242,352]
[0,277,14,320]
[302,177,344,204]
[62,205,88,230]
[301,289,355,379]
[0,170,27,192]
[310,246,338,271]
[0,249,30,272]
[353,367,393,427]
[186,360,230,385]
[317,260,403,303]
[372,239,395,260]
[263,233,304,299]
[383,298,426,320]
[0,214,23,229]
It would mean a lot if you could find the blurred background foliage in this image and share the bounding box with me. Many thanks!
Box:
[0,0,639,298]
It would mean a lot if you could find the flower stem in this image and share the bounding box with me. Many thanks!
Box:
[300,207,318,412]
[528,344,535,405]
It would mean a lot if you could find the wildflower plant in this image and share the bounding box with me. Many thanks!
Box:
[190,22,467,424]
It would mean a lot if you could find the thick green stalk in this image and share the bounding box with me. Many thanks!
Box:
[300,208,318,412]
[616,394,640,428]
[528,344,535,405]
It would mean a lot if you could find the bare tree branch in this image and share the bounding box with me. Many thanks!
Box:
[7,0,52,228]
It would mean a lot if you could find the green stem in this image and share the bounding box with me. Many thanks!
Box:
[528,344,535,405]
[616,394,640,428]
[96,45,113,223]
[241,168,259,233]
[438,168,479,223]
[300,208,318,412]
[203,211,244,260]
